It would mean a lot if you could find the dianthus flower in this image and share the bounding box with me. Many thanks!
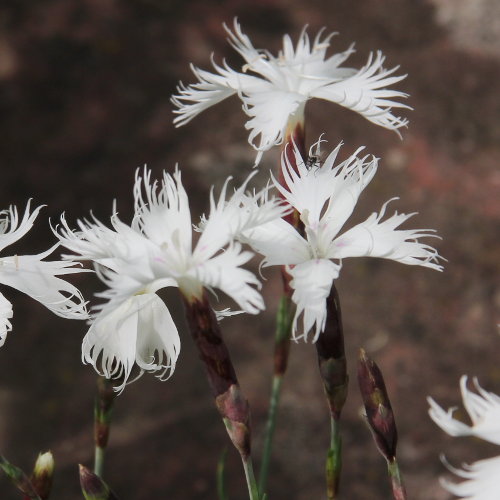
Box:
[241,139,443,341]
[0,201,88,345]
[172,20,410,164]
[58,167,286,391]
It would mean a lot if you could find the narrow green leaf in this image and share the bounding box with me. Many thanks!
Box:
[0,455,41,499]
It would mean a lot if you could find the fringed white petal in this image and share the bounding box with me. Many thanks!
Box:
[83,293,180,393]
[329,199,443,271]
[428,377,500,445]
[0,201,43,252]
[192,243,263,315]
[241,218,310,266]
[171,53,265,128]
[242,89,306,157]
[132,166,192,254]
[0,247,89,320]
[0,292,13,347]
[310,51,411,131]
[289,259,341,342]
[440,455,500,500]
[273,139,377,236]
[460,376,500,444]
[428,396,473,438]
[194,171,286,261]
[57,211,157,284]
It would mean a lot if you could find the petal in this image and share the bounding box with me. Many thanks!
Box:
[0,292,13,347]
[289,259,341,342]
[191,243,264,315]
[57,210,158,285]
[428,377,500,446]
[241,217,310,266]
[241,88,306,159]
[0,201,43,252]
[329,199,444,271]
[133,166,192,254]
[460,376,500,445]
[440,455,500,500]
[427,396,473,438]
[310,51,411,131]
[135,295,181,381]
[83,293,180,393]
[273,139,377,236]
[196,175,289,261]
[0,248,89,320]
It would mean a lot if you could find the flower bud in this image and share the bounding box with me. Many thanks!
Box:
[79,464,118,500]
[31,451,54,500]
[316,285,348,419]
[357,349,397,461]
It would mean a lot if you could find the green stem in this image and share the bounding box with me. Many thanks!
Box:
[242,458,260,500]
[216,449,229,500]
[326,417,342,500]
[387,458,407,500]
[93,377,116,478]
[258,295,293,496]
[258,374,283,494]
[94,446,105,478]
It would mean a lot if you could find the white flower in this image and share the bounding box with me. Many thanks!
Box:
[242,139,443,341]
[428,377,500,499]
[172,19,410,164]
[428,376,500,445]
[0,202,88,346]
[58,167,286,390]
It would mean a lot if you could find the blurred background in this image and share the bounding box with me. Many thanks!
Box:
[0,0,498,498]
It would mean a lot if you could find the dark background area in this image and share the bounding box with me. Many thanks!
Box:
[0,0,498,498]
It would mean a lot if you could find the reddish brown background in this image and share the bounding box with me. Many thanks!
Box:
[0,0,498,498]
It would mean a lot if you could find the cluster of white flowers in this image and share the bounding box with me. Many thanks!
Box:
[429,377,500,500]
[53,136,441,390]
[1,21,444,397]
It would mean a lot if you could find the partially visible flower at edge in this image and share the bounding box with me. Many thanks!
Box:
[172,19,410,165]
[57,166,287,391]
[0,201,89,346]
[240,138,443,341]
[428,376,500,499]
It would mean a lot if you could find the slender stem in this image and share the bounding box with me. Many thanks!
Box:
[387,458,407,500]
[216,449,229,500]
[93,377,117,478]
[94,446,105,478]
[258,295,293,496]
[242,457,260,500]
[258,374,283,494]
[326,417,342,500]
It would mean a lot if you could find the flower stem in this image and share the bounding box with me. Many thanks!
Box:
[94,377,117,478]
[93,447,105,479]
[258,373,283,494]
[387,458,407,500]
[326,416,342,499]
[258,294,293,495]
[216,449,229,500]
[183,291,258,498]
[242,457,261,500]
[316,284,348,498]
